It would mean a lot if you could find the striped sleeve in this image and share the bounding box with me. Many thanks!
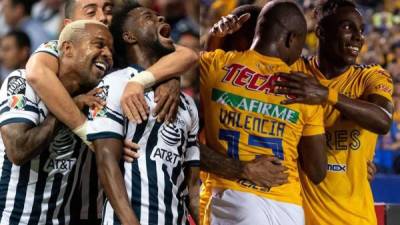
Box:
[87,72,128,141]
[0,70,39,126]
[182,94,200,167]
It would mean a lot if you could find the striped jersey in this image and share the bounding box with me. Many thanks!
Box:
[86,66,200,225]
[34,40,104,222]
[0,69,87,225]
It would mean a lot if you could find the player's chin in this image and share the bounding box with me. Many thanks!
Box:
[159,36,175,51]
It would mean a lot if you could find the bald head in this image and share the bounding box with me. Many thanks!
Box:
[251,0,306,65]
[255,0,306,43]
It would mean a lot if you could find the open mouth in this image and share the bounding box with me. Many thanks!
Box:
[345,45,361,56]
[158,23,172,39]
[93,60,109,76]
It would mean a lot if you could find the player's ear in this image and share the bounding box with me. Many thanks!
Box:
[61,41,74,57]
[285,31,296,49]
[123,31,137,44]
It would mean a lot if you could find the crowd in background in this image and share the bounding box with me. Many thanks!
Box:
[0,0,399,174]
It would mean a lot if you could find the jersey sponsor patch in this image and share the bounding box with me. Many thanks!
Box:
[7,76,26,96]
[327,163,347,172]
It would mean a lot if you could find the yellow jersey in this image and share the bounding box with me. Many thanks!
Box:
[200,50,325,206]
[292,57,393,225]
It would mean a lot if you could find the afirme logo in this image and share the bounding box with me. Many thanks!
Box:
[327,163,346,172]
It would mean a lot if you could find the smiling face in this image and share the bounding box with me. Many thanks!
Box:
[319,6,365,66]
[70,24,113,90]
[125,7,175,56]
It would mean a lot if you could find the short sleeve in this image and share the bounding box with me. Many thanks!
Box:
[0,70,40,127]
[33,40,59,57]
[87,73,127,141]
[200,49,231,91]
[363,67,393,102]
[302,105,325,137]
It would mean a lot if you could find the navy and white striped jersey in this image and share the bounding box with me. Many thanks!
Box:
[33,40,104,222]
[87,66,200,225]
[0,69,87,225]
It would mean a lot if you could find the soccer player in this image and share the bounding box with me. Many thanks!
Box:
[281,1,393,224]
[0,20,113,225]
[207,1,393,224]
[87,3,200,225]
[26,0,198,144]
[26,1,198,224]
[200,1,327,224]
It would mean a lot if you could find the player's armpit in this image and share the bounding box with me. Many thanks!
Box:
[94,138,140,225]
[298,134,327,184]
[1,117,57,165]
[25,52,86,130]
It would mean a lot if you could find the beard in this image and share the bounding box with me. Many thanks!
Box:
[148,36,175,59]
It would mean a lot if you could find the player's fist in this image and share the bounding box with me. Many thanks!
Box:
[210,13,251,37]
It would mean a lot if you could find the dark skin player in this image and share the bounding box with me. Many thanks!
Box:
[201,0,327,191]
[93,5,199,225]
[1,23,113,166]
[208,2,380,183]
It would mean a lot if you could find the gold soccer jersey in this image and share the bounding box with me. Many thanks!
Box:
[292,57,393,225]
[200,50,325,206]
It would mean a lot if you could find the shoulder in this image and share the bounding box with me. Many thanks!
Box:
[352,64,392,80]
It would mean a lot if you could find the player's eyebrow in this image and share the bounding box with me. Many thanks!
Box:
[82,3,97,10]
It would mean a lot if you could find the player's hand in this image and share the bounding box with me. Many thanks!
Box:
[121,81,149,124]
[153,78,180,123]
[367,160,377,182]
[123,140,140,162]
[210,13,251,37]
[73,88,105,110]
[274,72,329,105]
[242,156,289,188]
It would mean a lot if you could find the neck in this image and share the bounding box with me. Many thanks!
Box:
[126,45,160,69]
[250,36,287,63]
[58,62,81,95]
[317,47,350,79]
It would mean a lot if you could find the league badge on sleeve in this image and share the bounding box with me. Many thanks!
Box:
[7,75,27,110]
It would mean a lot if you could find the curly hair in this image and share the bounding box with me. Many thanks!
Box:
[109,2,142,68]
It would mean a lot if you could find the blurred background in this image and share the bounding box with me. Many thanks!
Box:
[0,0,398,222]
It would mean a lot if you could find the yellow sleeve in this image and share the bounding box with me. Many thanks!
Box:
[363,66,394,102]
[302,105,325,136]
[199,49,226,91]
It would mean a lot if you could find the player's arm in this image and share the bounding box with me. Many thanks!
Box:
[298,134,327,184]
[94,138,140,225]
[275,72,394,134]
[1,116,57,165]
[121,44,198,123]
[200,144,288,188]
[185,166,200,224]
[25,52,87,130]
